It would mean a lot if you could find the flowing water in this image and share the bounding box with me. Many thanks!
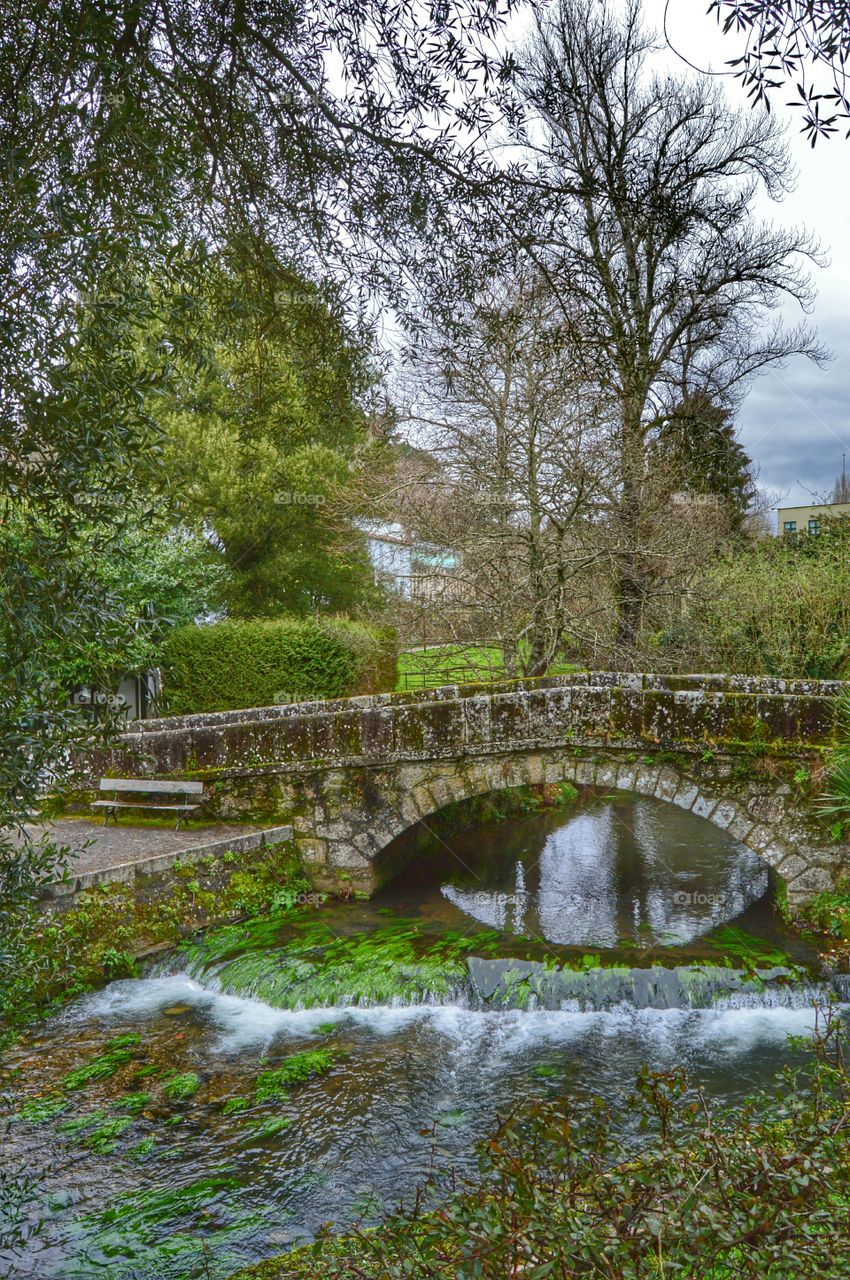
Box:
[1,791,844,1279]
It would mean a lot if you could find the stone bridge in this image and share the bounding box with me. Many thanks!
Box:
[91,672,850,907]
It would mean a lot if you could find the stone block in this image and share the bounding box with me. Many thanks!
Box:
[545,688,573,739]
[615,765,638,793]
[523,690,553,743]
[360,708,394,759]
[786,866,834,894]
[711,801,738,830]
[463,696,492,750]
[775,853,808,880]
[544,756,577,785]
[654,767,681,801]
[570,686,612,741]
[744,823,772,852]
[727,813,755,843]
[607,687,644,741]
[596,763,620,790]
[633,764,658,795]
[574,760,598,788]
[691,793,718,819]
[642,691,678,745]
[327,841,372,870]
[524,755,545,785]
[672,782,699,810]
[298,838,328,865]
[418,701,465,756]
[490,692,531,745]
[795,696,837,745]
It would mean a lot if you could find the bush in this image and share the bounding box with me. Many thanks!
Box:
[159,617,397,714]
[671,518,850,678]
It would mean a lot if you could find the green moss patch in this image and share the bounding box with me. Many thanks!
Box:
[249,1116,292,1140]
[222,1096,250,1115]
[61,1034,142,1090]
[15,1094,69,1124]
[181,916,504,1010]
[161,1071,200,1101]
[255,1051,334,1103]
[83,1115,134,1154]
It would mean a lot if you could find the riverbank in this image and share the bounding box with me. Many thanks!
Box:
[4,786,850,1278]
[0,834,308,1046]
[226,1019,850,1279]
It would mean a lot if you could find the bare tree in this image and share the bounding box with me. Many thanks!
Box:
[833,467,850,504]
[397,272,615,676]
[514,0,827,658]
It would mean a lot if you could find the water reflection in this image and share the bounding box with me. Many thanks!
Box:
[439,794,768,947]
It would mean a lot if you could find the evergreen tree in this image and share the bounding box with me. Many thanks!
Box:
[657,393,757,537]
[153,252,380,617]
[832,469,850,504]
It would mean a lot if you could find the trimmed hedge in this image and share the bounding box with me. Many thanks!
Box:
[159,618,397,714]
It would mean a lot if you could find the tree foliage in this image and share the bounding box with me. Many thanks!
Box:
[0,0,518,929]
[671,515,850,678]
[655,393,758,537]
[154,250,380,617]
[710,0,850,144]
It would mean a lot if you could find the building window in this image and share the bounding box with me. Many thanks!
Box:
[783,521,797,533]
[808,518,820,534]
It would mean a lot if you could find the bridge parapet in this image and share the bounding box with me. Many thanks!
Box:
[98,673,840,782]
[131,669,846,738]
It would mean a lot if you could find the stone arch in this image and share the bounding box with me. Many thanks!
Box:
[299,748,802,899]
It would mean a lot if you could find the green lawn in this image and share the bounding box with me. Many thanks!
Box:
[396,644,580,691]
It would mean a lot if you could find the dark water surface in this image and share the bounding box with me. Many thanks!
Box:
[0,792,838,1279]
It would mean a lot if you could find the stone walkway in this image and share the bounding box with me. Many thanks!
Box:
[25,817,262,878]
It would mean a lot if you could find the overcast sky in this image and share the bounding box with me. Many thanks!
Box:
[650,0,850,514]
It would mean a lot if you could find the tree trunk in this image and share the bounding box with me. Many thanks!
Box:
[615,408,646,659]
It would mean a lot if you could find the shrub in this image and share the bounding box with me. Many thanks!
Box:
[666,518,850,678]
[158,617,397,714]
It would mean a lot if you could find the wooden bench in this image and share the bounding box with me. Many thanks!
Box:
[92,778,205,830]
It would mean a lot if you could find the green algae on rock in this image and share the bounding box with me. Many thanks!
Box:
[61,1034,142,1090]
[177,915,504,1009]
[161,1071,201,1100]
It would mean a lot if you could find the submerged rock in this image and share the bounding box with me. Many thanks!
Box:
[464,956,836,1012]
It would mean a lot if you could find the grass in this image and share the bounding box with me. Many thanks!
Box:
[396,644,580,691]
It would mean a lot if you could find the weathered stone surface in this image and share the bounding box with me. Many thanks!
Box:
[786,866,833,894]
[711,801,738,831]
[654,768,681,801]
[672,782,699,810]
[89,671,848,902]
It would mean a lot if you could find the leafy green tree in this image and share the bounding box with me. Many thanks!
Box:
[672,516,850,678]
[0,0,510,938]
[155,255,380,616]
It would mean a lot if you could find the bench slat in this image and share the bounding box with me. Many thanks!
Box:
[91,800,201,812]
[98,778,204,795]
